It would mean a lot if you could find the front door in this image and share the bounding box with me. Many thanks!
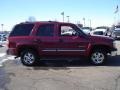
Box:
[57,24,89,56]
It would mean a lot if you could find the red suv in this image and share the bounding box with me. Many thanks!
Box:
[7,21,117,66]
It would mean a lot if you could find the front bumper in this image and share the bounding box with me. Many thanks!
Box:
[110,48,117,56]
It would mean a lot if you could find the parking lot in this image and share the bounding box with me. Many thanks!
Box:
[0,41,120,90]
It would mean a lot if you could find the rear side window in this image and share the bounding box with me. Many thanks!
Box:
[36,24,54,36]
[10,24,34,36]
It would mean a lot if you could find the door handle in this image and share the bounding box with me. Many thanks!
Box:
[73,36,78,39]
[34,39,41,43]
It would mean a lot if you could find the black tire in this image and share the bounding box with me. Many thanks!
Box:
[90,49,107,65]
[21,50,38,66]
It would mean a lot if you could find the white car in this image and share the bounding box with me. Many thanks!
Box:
[90,28,107,36]
[0,33,8,46]
[81,27,92,35]
[111,26,120,39]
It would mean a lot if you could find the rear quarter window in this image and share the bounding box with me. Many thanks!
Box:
[9,24,34,36]
[36,24,54,36]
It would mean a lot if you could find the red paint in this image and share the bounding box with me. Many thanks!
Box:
[7,21,117,58]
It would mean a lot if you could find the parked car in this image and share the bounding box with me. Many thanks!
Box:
[0,33,7,41]
[90,26,109,36]
[111,25,120,39]
[81,27,92,35]
[90,29,106,36]
[7,21,117,66]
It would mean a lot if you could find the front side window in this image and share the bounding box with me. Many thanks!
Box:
[10,24,34,36]
[36,24,54,36]
[60,26,77,36]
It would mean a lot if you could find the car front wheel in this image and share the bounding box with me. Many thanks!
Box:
[90,49,107,65]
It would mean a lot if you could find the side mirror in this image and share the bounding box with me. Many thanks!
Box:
[72,31,80,36]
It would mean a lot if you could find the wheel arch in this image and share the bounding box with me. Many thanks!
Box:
[17,45,39,57]
[90,44,111,54]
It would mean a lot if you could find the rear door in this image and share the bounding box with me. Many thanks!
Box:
[35,23,58,56]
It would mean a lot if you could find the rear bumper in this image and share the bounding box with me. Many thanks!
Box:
[6,48,18,56]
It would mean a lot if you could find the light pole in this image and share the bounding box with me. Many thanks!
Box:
[61,12,64,22]
[1,24,4,43]
[89,19,91,27]
[66,16,70,23]
[83,18,85,27]
[1,24,4,32]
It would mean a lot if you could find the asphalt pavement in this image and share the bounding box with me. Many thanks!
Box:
[0,41,120,90]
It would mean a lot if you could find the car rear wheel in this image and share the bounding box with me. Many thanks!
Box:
[21,50,38,66]
[90,49,107,65]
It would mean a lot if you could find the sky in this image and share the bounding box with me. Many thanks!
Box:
[0,0,120,31]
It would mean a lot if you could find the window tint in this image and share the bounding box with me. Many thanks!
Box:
[10,24,34,36]
[37,24,54,36]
